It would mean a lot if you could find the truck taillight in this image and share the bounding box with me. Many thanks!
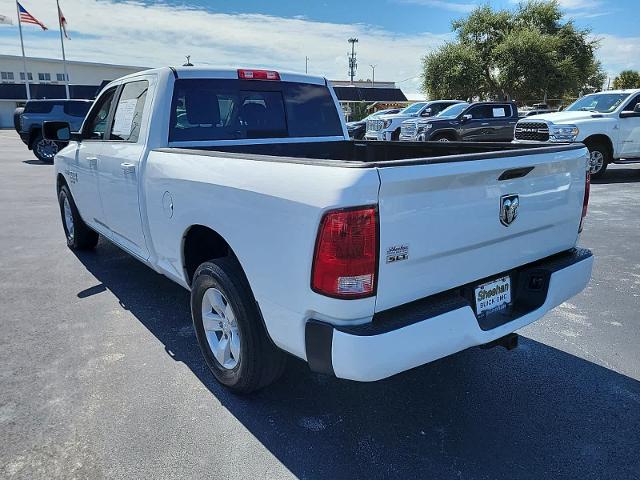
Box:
[237,69,280,80]
[311,207,378,299]
[579,170,590,233]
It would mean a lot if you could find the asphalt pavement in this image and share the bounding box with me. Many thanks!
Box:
[1,130,639,479]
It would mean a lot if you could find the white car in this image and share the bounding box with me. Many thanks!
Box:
[514,89,640,177]
[46,67,593,393]
[364,100,463,141]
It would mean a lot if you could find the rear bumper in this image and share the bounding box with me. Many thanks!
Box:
[305,248,593,381]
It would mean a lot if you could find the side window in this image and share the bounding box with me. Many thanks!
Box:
[429,103,448,116]
[467,105,492,119]
[623,95,640,112]
[82,87,117,140]
[109,80,149,142]
[63,102,91,117]
[490,105,510,118]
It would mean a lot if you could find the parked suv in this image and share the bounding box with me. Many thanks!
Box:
[17,99,92,162]
[365,100,464,141]
[400,101,518,142]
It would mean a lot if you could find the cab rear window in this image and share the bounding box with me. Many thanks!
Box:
[169,79,343,142]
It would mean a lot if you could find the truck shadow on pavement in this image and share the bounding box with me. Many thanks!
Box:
[73,241,640,480]
[592,167,640,184]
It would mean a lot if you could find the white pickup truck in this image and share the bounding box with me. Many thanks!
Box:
[514,89,640,178]
[45,67,593,393]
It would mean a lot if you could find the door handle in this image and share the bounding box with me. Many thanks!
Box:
[87,156,98,168]
[481,122,490,126]
[120,162,136,175]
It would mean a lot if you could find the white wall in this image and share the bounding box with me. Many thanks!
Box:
[0,101,17,130]
[0,55,146,87]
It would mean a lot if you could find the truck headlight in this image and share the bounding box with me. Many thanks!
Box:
[549,125,579,142]
[383,119,392,128]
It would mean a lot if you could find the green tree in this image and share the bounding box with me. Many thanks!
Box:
[613,70,640,90]
[422,0,603,102]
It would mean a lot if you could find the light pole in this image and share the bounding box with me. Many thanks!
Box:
[183,55,194,67]
[305,56,309,74]
[370,64,376,87]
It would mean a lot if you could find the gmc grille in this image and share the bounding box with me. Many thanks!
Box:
[401,123,417,137]
[514,121,549,141]
[367,119,384,132]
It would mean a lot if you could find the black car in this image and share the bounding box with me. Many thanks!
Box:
[16,99,93,162]
[400,102,518,142]
[346,108,401,139]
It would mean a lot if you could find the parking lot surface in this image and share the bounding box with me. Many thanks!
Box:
[1,129,639,479]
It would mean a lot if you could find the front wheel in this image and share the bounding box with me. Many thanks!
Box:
[58,185,99,250]
[585,141,610,179]
[32,133,65,163]
[191,257,287,393]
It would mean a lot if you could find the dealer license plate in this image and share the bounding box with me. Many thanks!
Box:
[474,276,511,316]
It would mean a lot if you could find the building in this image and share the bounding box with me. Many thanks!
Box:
[0,54,146,128]
[329,80,408,121]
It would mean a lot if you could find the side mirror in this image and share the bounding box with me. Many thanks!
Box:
[420,108,432,117]
[43,121,82,141]
[634,103,640,113]
[43,121,75,142]
[461,114,473,122]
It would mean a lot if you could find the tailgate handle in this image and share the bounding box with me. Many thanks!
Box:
[498,166,534,181]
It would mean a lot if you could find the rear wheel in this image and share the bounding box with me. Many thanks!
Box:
[58,185,99,250]
[32,133,64,163]
[191,257,287,393]
[585,140,610,179]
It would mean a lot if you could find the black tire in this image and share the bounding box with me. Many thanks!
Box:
[58,185,99,250]
[32,133,65,163]
[191,257,287,393]
[431,133,454,142]
[391,128,401,141]
[584,140,610,179]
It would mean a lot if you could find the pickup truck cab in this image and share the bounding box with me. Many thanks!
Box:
[17,99,92,162]
[365,100,463,141]
[514,89,640,178]
[400,101,518,142]
[46,67,593,393]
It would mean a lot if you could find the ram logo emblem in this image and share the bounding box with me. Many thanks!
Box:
[500,194,519,226]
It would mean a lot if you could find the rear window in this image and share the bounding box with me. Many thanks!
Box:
[24,101,59,114]
[63,101,92,117]
[169,79,343,142]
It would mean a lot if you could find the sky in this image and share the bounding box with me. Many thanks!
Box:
[0,0,638,95]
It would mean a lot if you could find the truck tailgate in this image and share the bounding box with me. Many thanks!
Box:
[375,146,588,312]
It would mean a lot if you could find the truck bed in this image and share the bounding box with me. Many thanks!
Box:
[157,140,584,167]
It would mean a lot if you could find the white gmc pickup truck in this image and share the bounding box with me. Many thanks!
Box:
[46,67,593,393]
[514,89,640,178]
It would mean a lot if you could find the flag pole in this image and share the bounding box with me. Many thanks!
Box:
[15,0,31,100]
[56,0,70,99]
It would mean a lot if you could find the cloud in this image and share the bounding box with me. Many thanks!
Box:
[396,0,475,13]
[595,34,640,79]
[0,0,451,95]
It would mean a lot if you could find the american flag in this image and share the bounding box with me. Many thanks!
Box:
[18,2,47,31]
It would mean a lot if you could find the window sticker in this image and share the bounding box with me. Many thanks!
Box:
[493,107,506,117]
[112,98,139,136]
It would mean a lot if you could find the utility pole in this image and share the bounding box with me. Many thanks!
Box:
[183,55,194,67]
[348,38,358,84]
[370,64,376,87]
[305,56,309,74]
